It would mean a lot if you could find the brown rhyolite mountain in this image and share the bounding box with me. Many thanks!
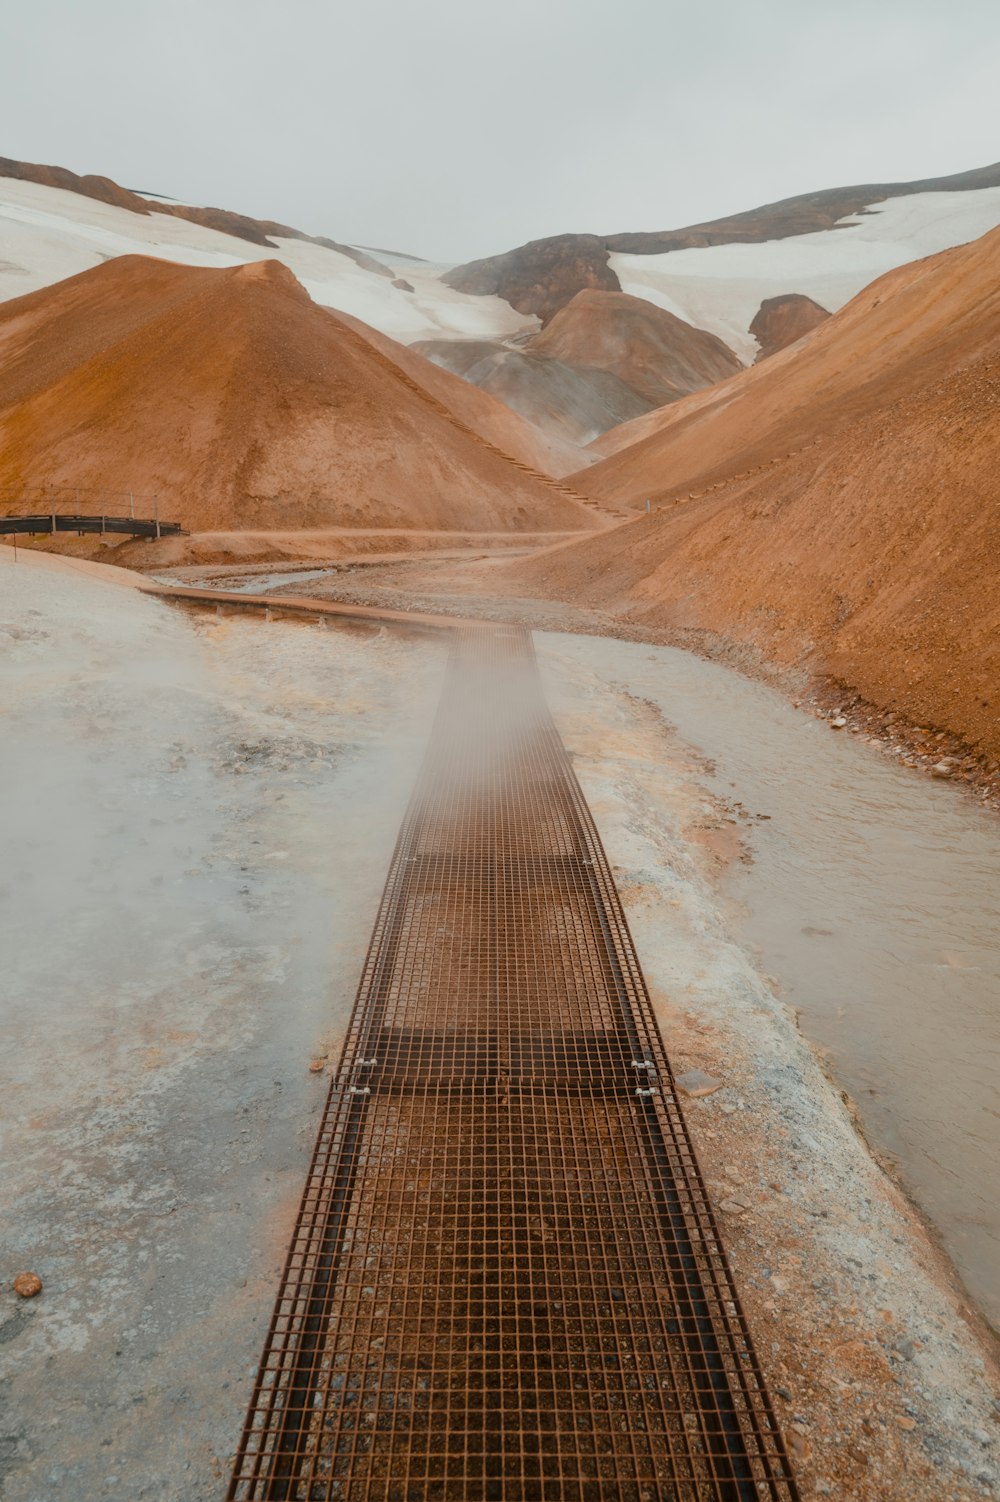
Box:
[444,160,1000,322]
[509,225,1000,759]
[531,291,742,403]
[414,291,742,446]
[750,294,830,361]
[0,256,598,533]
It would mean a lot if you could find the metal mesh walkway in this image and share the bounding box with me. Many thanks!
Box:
[230,627,798,1501]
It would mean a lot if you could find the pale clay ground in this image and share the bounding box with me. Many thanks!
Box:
[0,558,997,1500]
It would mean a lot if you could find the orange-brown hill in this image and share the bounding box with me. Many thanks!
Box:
[580,224,1000,484]
[412,292,741,449]
[530,290,742,405]
[510,227,1000,759]
[0,256,598,534]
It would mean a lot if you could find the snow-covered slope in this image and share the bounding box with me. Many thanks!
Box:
[4,164,1000,386]
[0,176,536,343]
[610,187,1000,363]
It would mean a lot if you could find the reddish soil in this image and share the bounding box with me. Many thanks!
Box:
[531,289,742,402]
[750,293,830,361]
[0,256,599,534]
[505,227,1000,762]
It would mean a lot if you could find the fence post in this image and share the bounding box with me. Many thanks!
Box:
[154,494,161,539]
[129,490,135,520]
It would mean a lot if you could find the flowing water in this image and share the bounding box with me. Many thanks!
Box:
[539,633,1000,1331]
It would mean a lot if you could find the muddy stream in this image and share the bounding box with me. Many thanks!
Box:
[537,633,1000,1332]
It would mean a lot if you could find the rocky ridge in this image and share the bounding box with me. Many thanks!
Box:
[444,160,1000,322]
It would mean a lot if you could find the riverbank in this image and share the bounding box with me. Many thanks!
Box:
[539,635,1000,1495]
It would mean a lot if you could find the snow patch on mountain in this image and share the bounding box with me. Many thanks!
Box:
[0,176,536,343]
[610,186,1000,363]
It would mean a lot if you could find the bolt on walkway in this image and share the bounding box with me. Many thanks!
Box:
[230,627,798,1501]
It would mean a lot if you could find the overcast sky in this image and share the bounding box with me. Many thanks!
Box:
[2,0,998,262]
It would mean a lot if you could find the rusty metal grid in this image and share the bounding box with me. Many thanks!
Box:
[229,627,798,1501]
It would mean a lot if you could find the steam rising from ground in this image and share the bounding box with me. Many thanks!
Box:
[0,562,441,1500]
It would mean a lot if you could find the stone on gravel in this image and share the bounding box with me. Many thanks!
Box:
[674,1068,723,1098]
[13,1272,42,1298]
[787,1429,811,1461]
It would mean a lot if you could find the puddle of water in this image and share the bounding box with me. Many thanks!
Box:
[540,632,1000,1329]
[150,567,339,593]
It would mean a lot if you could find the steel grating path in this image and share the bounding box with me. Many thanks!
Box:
[230,627,798,1501]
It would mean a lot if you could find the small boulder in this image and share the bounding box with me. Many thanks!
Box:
[13,1272,42,1299]
[675,1069,723,1099]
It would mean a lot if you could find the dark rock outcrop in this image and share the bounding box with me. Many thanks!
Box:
[750,294,830,361]
[443,234,620,324]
